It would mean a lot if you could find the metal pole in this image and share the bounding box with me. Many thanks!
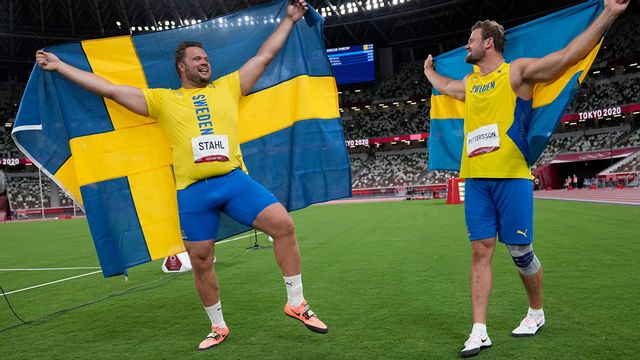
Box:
[609,132,613,167]
[38,168,45,219]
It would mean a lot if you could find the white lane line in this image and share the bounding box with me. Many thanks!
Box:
[216,231,263,245]
[0,231,264,296]
[0,267,101,271]
[1,271,103,297]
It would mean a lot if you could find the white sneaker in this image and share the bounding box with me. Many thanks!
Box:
[511,314,545,337]
[459,333,492,358]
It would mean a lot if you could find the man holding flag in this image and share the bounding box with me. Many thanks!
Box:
[35,0,328,351]
[423,0,629,357]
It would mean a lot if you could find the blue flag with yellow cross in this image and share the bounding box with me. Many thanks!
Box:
[428,0,604,170]
[12,0,350,277]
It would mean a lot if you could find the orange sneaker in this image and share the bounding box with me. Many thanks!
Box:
[284,300,328,334]
[196,325,229,351]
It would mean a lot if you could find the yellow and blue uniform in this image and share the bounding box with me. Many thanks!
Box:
[462,62,533,245]
[143,71,277,241]
[143,71,247,190]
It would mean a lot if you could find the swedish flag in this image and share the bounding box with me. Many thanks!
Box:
[428,0,604,170]
[12,0,350,277]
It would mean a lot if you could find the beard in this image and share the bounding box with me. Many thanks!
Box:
[465,51,478,64]
[185,67,211,87]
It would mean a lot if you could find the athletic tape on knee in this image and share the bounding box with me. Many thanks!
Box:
[506,244,541,276]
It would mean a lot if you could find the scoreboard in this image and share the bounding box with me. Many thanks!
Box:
[327,44,376,85]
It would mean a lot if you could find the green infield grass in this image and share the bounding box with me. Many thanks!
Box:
[0,199,638,359]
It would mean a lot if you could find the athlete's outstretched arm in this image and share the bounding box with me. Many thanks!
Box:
[238,0,307,95]
[423,54,467,101]
[514,0,630,84]
[35,50,149,116]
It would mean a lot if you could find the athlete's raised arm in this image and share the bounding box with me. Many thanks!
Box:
[238,0,307,95]
[423,54,468,101]
[512,0,629,85]
[35,49,149,116]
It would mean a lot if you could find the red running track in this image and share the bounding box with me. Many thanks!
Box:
[534,188,640,206]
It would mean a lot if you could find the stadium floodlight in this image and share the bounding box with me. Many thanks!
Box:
[130,27,135,31]
[144,26,149,31]
[116,21,121,26]
[164,20,170,25]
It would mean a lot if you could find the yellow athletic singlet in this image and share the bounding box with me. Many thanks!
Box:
[460,62,533,179]
[143,71,247,190]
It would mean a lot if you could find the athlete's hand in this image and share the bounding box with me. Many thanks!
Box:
[424,55,434,75]
[604,0,630,17]
[286,0,308,22]
[35,50,62,72]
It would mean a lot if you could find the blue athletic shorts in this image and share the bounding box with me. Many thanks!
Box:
[177,169,279,241]
[464,178,533,245]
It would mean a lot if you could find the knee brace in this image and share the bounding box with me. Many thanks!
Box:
[506,244,541,276]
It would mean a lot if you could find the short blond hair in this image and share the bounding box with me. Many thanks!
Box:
[471,20,506,53]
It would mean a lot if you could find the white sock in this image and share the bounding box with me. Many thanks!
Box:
[528,307,544,317]
[471,323,488,337]
[283,274,304,307]
[204,301,226,329]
